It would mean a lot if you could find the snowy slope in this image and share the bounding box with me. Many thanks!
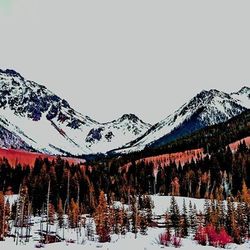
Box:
[0,69,151,155]
[85,114,151,153]
[231,86,250,107]
[113,87,250,154]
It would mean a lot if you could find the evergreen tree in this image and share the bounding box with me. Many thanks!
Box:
[181,199,189,237]
[226,197,241,244]
[119,202,127,235]
[57,198,64,228]
[236,201,247,243]
[165,210,170,230]
[139,212,148,235]
[242,180,250,203]
[0,192,5,241]
[131,195,139,238]
[216,194,225,231]
[86,218,94,241]
[204,198,211,225]
[188,201,197,234]
[94,191,111,242]
[48,203,55,225]
[170,196,180,233]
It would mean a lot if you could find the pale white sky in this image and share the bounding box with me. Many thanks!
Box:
[0,0,249,124]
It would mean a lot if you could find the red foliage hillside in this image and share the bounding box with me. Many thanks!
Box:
[229,136,250,151]
[0,148,85,167]
[138,148,204,168]
[0,136,249,168]
[122,148,204,174]
[123,136,250,173]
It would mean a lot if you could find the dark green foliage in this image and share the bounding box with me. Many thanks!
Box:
[170,196,180,233]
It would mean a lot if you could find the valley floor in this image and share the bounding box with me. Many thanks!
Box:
[2,195,250,250]
[1,227,250,250]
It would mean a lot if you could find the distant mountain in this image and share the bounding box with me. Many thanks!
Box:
[0,69,151,155]
[112,86,250,154]
[144,109,250,158]
[85,114,151,153]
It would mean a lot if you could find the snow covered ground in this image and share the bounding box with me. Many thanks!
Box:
[151,195,205,215]
[2,195,250,249]
[2,226,250,250]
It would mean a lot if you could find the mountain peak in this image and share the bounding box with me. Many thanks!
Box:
[0,68,24,80]
[120,113,139,122]
[237,86,250,94]
[196,89,222,99]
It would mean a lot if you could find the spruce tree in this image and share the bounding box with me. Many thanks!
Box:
[204,198,211,225]
[226,197,240,244]
[189,201,197,234]
[170,196,180,233]
[131,195,139,238]
[181,199,189,237]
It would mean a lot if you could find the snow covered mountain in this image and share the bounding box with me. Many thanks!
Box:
[112,87,250,154]
[0,69,151,155]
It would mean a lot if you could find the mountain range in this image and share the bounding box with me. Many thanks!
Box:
[0,69,249,156]
[0,69,151,155]
[113,86,250,154]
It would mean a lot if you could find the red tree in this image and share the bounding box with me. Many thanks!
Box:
[206,224,218,247]
[159,230,171,246]
[217,228,232,248]
[194,225,207,245]
[195,224,232,248]
[94,191,111,243]
[172,234,182,248]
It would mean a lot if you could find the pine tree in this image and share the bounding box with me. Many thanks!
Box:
[180,199,189,237]
[188,201,197,234]
[143,195,153,225]
[86,218,94,241]
[108,199,116,234]
[226,197,241,244]
[131,195,139,238]
[170,196,180,233]
[4,199,10,237]
[15,185,30,244]
[119,202,127,235]
[48,203,55,225]
[242,180,250,203]
[94,191,111,242]
[236,201,247,243]
[139,212,148,235]
[68,198,79,229]
[210,198,218,228]
[57,198,64,228]
[165,211,170,230]
[216,193,225,231]
[0,192,5,241]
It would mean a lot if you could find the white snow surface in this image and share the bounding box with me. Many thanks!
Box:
[2,227,250,250]
[151,195,205,215]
